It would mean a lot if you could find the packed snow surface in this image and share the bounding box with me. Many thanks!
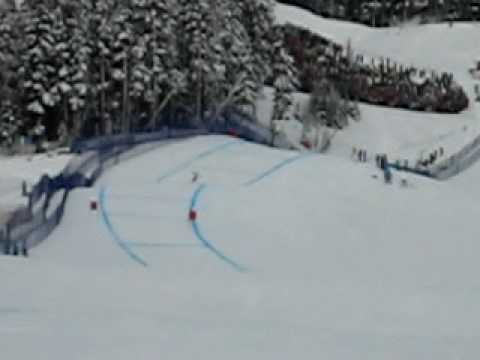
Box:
[3,4,480,359]
[271,4,480,162]
[1,135,479,359]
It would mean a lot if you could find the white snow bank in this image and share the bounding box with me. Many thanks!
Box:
[257,87,474,163]
[273,3,480,168]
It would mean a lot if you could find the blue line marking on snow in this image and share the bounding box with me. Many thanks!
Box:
[99,187,148,267]
[244,152,315,186]
[157,140,240,183]
[190,184,247,272]
[188,152,316,272]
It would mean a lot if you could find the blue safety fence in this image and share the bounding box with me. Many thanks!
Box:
[386,162,433,178]
[1,109,282,256]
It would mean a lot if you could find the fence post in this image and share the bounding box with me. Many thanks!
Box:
[22,180,28,197]
[1,225,7,255]
[4,223,11,255]
[12,242,18,256]
[21,239,28,257]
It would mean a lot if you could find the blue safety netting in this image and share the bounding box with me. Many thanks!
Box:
[1,109,281,256]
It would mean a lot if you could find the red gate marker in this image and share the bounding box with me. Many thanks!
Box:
[227,129,238,137]
[301,140,312,149]
[189,210,197,221]
[90,199,98,211]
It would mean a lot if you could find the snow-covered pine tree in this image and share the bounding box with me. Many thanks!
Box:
[20,1,66,140]
[270,27,298,146]
[56,1,90,140]
[308,78,328,147]
[309,76,350,134]
[80,0,116,135]
[237,0,276,96]
[128,0,152,128]
[0,100,19,148]
[209,0,257,119]
[130,0,184,131]
[0,11,22,146]
[177,0,216,123]
[110,5,135,133]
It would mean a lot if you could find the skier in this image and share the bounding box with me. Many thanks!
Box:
[192,171,199,183]
[384,166,392,184]
[379,154,388,170]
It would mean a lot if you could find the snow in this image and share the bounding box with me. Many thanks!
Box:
[1,135,480,359]
[273,3,480,163]
[2,4,480,359]
[27,100,45,115]
[0,152,72,212]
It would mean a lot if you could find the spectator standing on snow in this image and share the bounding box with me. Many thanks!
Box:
[384,166,392,184]
[358,149,367,162]
[192,171,199,183]
[378,154,388,170]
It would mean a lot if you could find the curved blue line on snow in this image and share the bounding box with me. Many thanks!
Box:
[244,152,315,186]
[99,187,148,267]
[189,152,316,272]
[190,184,247,272]
[157,140,240,183]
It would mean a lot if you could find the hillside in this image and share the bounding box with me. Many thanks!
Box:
[269,3,480,164]
[278,0,480,26]
[1,2,480,360]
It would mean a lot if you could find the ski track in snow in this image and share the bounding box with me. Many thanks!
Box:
[101,137,315,271]
[99,139,244,267]
[156,140,241,183]
[190,184,247,272]
[190,151,317,272]
[5,135,480,359]
[99,187,148,267]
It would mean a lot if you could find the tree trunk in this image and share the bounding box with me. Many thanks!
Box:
[270,117,278,147]
[213,74,245,120]
[149,87,177,131]
[101,58,109,135]
[315,124,320,149]
[122,56,129,133]
[63,96,69,136]
[150,17,158,131]
[72,111,82,140]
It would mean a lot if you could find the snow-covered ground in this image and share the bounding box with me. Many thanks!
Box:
[270,3,480,163]
[0,153,72,213]
[2,4,480,359]
[1,135,480,359]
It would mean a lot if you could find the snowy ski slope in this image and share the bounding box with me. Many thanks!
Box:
[2,135,480,359]
[0,153,72,212]
[3,4,480,359]
[271,4,480,162]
